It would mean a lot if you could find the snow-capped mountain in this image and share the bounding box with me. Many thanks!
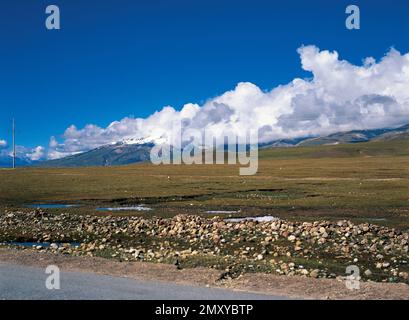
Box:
[36,140,154,167]
[117,136,168,146]
[34,124,409,167]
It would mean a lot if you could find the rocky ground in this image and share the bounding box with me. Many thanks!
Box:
[1,209,409,284]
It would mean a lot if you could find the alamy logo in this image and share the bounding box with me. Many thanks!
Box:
[45,5,60,30]
[345,5,360,30]
[150,121,259,175]
[345,265,360,290]
[45,265,60,290]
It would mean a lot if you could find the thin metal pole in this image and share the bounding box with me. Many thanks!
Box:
[12,118,15,169]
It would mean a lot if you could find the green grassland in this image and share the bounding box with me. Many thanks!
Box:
[1,140,409,228]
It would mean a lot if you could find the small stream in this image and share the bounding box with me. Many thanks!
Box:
[206,210,240,214]
[96,205,153,212]
[25,204,81,209]
[3,242,81,248]
[224,216,279,223]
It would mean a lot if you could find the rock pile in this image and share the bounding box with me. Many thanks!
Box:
[1,209,408,283]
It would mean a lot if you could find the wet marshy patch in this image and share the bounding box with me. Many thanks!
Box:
[2,241,81,249]
[224,216,279,223]
[96,205,153,212]
[104,188,294,205]
[25,204,81,209]
[234,189,303,201]
[206,210,241,214]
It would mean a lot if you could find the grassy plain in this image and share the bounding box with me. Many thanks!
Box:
[1,140,409,228]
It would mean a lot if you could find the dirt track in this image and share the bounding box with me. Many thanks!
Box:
[1,248,408,300]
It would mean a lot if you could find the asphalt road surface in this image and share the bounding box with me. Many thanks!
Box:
[0,263,286,300]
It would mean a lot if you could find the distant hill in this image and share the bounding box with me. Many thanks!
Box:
[259,137,309,148]
[258,139,409,160]
[0,155,32,168]
[34,124,409,168]
[36,142,153,167]
[296,124,409,146]
[373,124,409,141]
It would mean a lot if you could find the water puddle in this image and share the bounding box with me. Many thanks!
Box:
[4,242,81,248]
[96,205,153,212]
[206,210,240,214]
[25,204,81,209]
[224,216,279,223]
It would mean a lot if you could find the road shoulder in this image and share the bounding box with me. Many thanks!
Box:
[1,248,408,299]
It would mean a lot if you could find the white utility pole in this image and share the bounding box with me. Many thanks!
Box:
[12,118,16,169]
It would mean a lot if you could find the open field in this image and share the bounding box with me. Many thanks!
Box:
[1,140,409,286]
[1,140,409,228]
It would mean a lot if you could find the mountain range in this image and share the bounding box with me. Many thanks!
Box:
[0,155,31,168]
[35,142,154,168]
[2,123,409,168]
[296,124,409,146]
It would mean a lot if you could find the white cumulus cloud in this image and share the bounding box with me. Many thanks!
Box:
[46,45,409,160]
[0,139,7,149]
[26,146,46,161]
[10,145,46,162]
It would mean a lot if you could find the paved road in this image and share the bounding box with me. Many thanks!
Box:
[0,263,286,300]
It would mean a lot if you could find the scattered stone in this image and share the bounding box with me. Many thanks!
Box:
[1,209,408,283]
[310,269,319,278]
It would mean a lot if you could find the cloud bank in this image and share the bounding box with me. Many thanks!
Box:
[0,144,45,162]
[24,146,45,161]
[39,45,409,160]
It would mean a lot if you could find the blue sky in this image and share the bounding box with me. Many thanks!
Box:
[0,0,408,155]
